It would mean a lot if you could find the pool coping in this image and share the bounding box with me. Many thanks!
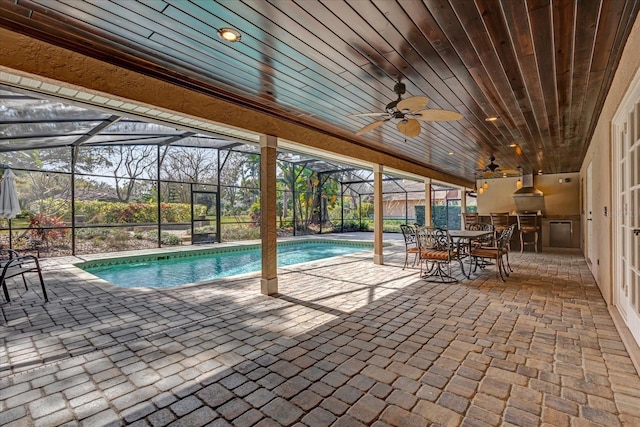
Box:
[73,237,390,269]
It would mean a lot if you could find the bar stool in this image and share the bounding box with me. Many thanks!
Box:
[517,213,539,253]
[490,212,511,250]
[462,213,479,229]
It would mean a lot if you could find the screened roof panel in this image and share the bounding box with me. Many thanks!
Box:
[84,135,175,145]
[0,121,105,138]
[0,87,261,152]
[102,120,184,135]
[0,97,112,122]
[0,135,80,151]
[0,86,440,191]
[172,136,256,150]
[276,150,376,180]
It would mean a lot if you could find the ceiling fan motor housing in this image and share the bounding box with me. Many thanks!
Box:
[393,82,406,96]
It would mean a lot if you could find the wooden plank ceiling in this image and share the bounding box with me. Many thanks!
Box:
[0,0,638,182]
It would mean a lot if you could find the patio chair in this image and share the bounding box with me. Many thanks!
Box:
[490,212,512,250]
[416,227,461,283]
[399,224,420,269]
[1,249,48,303]
[465,222,495,247]
[470,224,516,281]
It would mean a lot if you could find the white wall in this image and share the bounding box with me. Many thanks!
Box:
[476,173,580,216]
[580,15,640,305]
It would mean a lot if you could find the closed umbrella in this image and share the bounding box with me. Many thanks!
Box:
[0,169,21,219]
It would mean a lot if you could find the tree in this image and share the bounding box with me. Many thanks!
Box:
[160,146,217,202]
[220,151,260,217]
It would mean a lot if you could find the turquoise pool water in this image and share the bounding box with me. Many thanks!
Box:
[83,241,370,288]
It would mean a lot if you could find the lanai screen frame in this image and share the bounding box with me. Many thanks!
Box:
[0,86,468,257]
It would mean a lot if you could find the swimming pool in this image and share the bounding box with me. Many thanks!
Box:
[79,240,372,288]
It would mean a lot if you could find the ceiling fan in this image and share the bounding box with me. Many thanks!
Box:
[477,156,521,178]
[351,80,463,138]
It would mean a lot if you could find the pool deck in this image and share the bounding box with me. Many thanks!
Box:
[1,233,640,426]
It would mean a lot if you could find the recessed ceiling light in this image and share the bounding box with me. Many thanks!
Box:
[509,143,517,147]
[485,116,499,122]
[218,28,241,42]
[448,152,454,155]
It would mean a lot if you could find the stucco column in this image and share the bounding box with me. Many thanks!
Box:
[461,187,467,213]
[260,135,278,295]
[373,164,384,265]
[424,178,432,226]
[460,187,467,230]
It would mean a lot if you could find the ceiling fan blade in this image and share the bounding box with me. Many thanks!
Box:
[396,119,421,137]
[356,120,386,135]
[397,96,429,112]
[414,109,463,122]
[497,168,520,175]
[349,112,390,117]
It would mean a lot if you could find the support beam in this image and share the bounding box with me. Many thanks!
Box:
[260,135,278,295]
[424,178,432,226]
[373,164,384,265]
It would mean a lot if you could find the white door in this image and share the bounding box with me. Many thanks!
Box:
[613,73,640,346]
[586,162,594,268]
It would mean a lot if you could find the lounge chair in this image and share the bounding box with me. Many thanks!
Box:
[1,249,48,303]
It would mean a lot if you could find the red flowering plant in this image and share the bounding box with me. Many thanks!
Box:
[28,213,69,249]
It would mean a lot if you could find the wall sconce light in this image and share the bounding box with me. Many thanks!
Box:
[478,187,484,195]
[483,181,489,190]
[516,179,523,190]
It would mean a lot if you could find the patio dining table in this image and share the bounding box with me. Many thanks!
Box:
[448,229,495,278]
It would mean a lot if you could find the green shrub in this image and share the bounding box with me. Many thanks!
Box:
[221,224,260,241]
[192,225,217,234]
[342,220,361,231]
[143,230,182,246]
[69,200,206,224]
[360,202,374,218]
[76,228,112,239]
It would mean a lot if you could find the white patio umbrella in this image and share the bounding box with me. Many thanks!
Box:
[0,169,21,219]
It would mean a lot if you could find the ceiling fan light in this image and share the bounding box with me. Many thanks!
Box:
[218,28,241,42]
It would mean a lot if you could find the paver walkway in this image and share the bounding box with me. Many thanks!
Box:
[1,239,639,426]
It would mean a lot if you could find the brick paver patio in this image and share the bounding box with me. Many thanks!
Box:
[1,237,639,426]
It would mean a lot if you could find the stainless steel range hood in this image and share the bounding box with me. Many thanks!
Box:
[513,174,544,197]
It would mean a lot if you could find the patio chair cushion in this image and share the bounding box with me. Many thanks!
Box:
[470,247,508,257]
[420,249,456,260]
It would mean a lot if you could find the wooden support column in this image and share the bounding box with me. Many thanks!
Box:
[424,178,432,226]
[260,134,278,295]
[373,164,384,265]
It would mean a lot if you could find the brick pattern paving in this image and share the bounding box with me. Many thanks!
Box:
[1,244,639,426]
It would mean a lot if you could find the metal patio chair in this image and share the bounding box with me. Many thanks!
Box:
[416,226,461,283]
[399,224,420,269]
[470,224,516,281]
[1,249,48,303]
